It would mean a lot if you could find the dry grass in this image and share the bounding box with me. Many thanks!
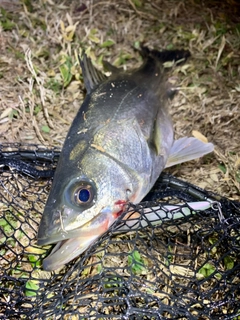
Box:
[0,0,239,199]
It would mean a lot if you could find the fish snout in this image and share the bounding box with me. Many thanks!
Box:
[37,207,69,246]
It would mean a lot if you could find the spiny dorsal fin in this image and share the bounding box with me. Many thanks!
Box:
[102,60,121,74]
[78,54,107,93]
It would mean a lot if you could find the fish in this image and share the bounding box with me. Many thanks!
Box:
[37,46,214,271]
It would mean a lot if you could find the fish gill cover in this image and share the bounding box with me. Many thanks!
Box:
[0,143,240,320]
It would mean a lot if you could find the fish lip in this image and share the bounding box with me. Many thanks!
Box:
[37,236,63,246]
[37,227,69,246]
[37,206,118,246]
[42,235,99,271]
[37,224,93,246]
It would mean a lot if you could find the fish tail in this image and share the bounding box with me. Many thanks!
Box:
[139,44,190,65]
[134,44,190,100]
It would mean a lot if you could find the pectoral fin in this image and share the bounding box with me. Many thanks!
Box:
[151,112,173,156]
[165,137,214,168]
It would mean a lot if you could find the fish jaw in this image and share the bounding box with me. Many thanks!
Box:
[37,200,126,246]
[39,203,126,271]
[42,211,113,271]
[42,233,100,271]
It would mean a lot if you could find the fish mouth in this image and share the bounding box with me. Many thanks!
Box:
[37,207,113,246]
[42,233,100,271]
[40,209,118,271]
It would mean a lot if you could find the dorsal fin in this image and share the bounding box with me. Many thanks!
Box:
[102,60,121,74]
[78,54,107,93]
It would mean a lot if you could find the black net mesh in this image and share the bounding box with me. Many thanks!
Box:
[0,143,240,320]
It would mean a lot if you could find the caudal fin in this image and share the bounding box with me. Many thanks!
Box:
[140,45,191,65]
[165,137,214,168]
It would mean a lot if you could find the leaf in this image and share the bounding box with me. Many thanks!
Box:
[132,250,141,262]
[46,79,62,92]
[199,263,216,278]
[0,108,13,119]
[9,109,19,120]
[133,41,140,49]
[34,105,41,115]
[235,171,240,183]
[28,254,37,262]
[215,35,226,69]
[47,69,56,77]
[218,163,227,174]
[88,29,100,43]
[113,53,133,67]
[60,20,65,33]
[192,130,209,143]
[166,44,174,50]
[0,219,7,226]
[25,280,39,297]
[59,63,72,87]
[128,250,147,274]
[65,25,76,33]
[132,0,142,7]
[41,125,50,133]
[26,246,50,254]
[100,39,115,48]
[59,56,73,87]
[1,18,15,31]
[224,256,234,270]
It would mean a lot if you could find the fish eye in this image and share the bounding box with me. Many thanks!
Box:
[74,183,94,205]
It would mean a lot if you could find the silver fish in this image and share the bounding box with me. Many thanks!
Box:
[37,46,214,271]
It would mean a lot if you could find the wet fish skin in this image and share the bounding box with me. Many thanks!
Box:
[37,47,213,271]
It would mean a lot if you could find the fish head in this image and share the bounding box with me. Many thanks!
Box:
[37,149,135,270]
